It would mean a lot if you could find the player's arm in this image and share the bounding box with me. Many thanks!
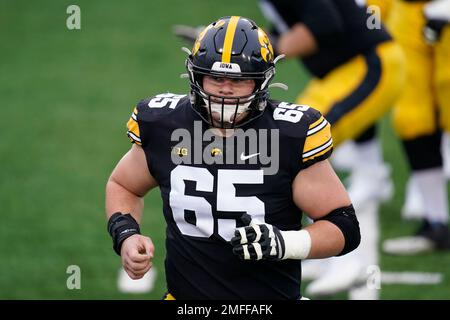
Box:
[274,0,344,57]
[105,102,160,278]
[106,143,158,222]
[292,159,356,258]
[231,159,359,261]
[231,160,361,260]
[276,23,318,57]
[105,143,158,279]
[231,110,360,261]
[289,113,359,259]
[288,111,358,259]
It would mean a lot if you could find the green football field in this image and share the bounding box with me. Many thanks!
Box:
[1,0,449,299]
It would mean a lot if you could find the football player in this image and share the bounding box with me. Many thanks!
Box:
[258,0,405,209]
[256,0,406,298]
[382,0,450,254]
[366,0,450,221]
[105,16,361,299]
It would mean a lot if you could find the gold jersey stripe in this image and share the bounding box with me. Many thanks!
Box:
[221,16,240,63]
[303,137,333,157]
[307,118,328,137]
[303,144,333,162]
[127,117,140,137]
[303,121,332,153]
[127,130,141,145]
[308,116,325,131]
[126,108,141,145]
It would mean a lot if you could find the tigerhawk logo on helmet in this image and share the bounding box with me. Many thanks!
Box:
[185,16,279,129]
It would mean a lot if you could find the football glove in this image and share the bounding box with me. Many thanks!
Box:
[231,214,312,261]
[231,219,287,261]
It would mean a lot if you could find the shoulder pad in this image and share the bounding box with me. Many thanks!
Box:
[268,100,333,168]
[301,110,333,166]
[135,93,187,122]
[269,101,322,138]
[126,93,187,145]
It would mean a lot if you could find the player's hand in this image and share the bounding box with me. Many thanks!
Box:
[231,214,286,261]
[120,234,154,279]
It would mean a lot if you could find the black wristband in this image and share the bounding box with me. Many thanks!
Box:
[107,212,141,256]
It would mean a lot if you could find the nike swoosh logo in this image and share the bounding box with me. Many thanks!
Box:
[240,152,260,161]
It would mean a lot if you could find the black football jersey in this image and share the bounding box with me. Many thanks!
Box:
[126,93,333,299]
[259,0,392,78]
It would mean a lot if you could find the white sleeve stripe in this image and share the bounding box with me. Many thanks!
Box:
[302,138,333,158]
[127,131,141,142]
[307,118,327,136]
[131,113,137,121]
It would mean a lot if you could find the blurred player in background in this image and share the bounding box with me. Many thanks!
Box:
[256,0,405,298]
[258,0,404,208]
[381,0,450,255]
[338,0,450,221]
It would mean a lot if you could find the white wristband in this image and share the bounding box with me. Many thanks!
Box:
[281,229,312,260]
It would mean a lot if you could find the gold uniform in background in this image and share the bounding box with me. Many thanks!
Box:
[296,39,405,146]
[295,0,405,146]
[387,0,450,139]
